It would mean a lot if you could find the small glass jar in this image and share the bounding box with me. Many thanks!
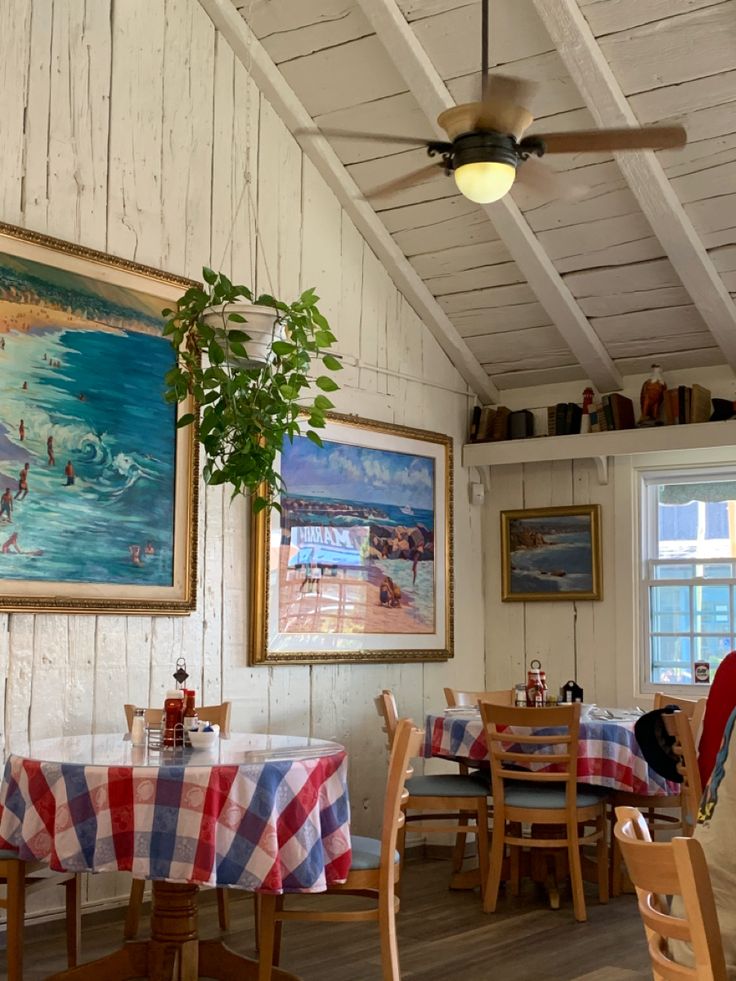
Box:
[131,707,146,747]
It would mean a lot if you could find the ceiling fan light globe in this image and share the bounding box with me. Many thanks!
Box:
[453,161,516,204]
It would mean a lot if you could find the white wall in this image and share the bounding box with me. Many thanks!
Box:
[0,0,485,916]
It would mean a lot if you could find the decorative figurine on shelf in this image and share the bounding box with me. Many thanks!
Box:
[639,364,667,425]
[580,387,595,434]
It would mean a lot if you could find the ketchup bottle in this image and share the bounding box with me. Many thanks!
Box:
[163,690,184,747]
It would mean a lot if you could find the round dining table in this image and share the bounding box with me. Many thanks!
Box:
[0,731,351,981]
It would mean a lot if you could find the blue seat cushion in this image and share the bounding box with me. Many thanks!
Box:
[349,835,399,870]
[503,781,610,810]
[0,848,20,861]
[406,772,490,798]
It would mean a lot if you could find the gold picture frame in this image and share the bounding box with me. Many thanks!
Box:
[0,221,197,614]
[501,504,602,602]
[250,412,453,663]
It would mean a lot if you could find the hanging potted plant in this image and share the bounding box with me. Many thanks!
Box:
[162,267,341,511]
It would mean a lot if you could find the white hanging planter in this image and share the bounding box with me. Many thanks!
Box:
[202,301,283,369]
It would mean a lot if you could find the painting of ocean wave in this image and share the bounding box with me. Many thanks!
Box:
[0,232,195,606]
[502,505,602,601]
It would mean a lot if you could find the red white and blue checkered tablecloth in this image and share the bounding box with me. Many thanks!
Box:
[0,736,352,894]
[424,711,678,796]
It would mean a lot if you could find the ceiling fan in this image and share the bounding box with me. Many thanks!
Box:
[305,0,686,205]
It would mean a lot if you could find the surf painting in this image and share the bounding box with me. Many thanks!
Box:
[250,414,453,663]
[501,505,602,602]
[0,223,197,613]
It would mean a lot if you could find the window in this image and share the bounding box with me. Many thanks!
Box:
[640,468,736,688]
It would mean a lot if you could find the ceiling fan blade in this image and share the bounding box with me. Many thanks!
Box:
[365,162,447,201]
[529,126,687,154]
[294,127,432,147]
[515,155,588,204]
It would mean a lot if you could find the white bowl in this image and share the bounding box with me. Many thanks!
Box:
[189,729,219,750]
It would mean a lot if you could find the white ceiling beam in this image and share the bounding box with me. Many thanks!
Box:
[534,0,736,372]
[198,0,497,404]
[355,0,623,394]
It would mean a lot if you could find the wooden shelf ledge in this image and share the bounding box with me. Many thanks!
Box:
[463,421,736,485]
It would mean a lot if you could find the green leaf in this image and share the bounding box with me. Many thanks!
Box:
[314,394,334,411]
[202,266,217,285]
[271,340,295,357]
[252,496,270,514]
[227,312,247,323]
[322,354,342,371]
[176,413,196,428]
[316,375,340,392]
[306,430,323,447]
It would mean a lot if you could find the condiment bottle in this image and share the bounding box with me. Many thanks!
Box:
[131,707,146,747]
[526,659,548,707]
[163,689,184,747]
[182,689,198,745]
[514,684,527,707]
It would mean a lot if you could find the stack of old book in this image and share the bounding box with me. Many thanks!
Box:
[588,393,636,432]
[468,405,535,442]
[547,402,583,436]
[663,383,711,424]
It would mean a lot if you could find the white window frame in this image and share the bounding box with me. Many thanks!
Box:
[638,464,736,695]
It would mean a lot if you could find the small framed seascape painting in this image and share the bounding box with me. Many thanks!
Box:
[500,504,602,602]
[0,222,197,614]
[250,413,453,663]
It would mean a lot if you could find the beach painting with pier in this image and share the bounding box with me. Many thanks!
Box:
[0,223,196,613]
[251,414,453,663]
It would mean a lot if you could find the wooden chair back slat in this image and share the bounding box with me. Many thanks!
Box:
[482,702,580,791]
[662,710,702,834]
[379,720,422,897]
[614,805,727,981]
[375,690,399,749]
[444,687,514,708]
[653,693,707,741]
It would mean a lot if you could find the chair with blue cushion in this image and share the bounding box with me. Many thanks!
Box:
[376,690,490,895]
[0,852,80,980]
[479,699,609,922]
[257,718,422,981]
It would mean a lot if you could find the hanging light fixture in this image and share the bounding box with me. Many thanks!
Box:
[451,132,518,203]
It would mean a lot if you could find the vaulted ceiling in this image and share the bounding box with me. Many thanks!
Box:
[218,0,736,400]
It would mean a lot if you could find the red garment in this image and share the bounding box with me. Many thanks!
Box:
[698,650,736,786]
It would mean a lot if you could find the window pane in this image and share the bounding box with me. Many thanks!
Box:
[651,633,692,685]
[694,584,730,632]
[656,483,736,559]
[702,563,733,579]
[650,585,691,633]
[693,636,734,673]
[653,563,695,580]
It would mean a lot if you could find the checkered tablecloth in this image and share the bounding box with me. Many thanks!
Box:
[425,711,678,796]
[0,743,352,894]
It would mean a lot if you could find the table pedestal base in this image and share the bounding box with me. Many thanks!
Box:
[46,881,300,981]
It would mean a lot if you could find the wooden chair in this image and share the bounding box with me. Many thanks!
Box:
[375,690,490,894]
[0,853,80,981]
[479,700,609,922]
[611,694,706,896]
[444,687,514,708]
[122,701,232,940]
[257,718,422,981]
[614,805,727,980]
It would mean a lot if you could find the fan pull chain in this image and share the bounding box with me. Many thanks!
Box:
[481,0,489,99]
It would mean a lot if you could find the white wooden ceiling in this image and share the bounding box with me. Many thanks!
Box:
[229,0,736,395]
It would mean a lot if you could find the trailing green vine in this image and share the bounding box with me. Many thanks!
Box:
[162,268,341,511]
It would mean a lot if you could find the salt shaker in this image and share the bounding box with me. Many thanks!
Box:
[131,707,146,747]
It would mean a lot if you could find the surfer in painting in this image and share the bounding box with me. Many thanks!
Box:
[14,463,29,501]
[64,460,75,486]
[47,435,55,466]
[0,488,12,522]
[1,531,21,553]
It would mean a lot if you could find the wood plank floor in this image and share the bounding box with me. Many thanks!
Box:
[10,857,651,980]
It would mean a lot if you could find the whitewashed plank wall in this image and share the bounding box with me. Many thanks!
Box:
[0,0,485,917]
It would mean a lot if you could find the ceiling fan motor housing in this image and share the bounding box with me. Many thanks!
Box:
[451,132,520,172]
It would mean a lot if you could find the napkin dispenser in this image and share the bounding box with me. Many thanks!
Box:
[561,679,584,703]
